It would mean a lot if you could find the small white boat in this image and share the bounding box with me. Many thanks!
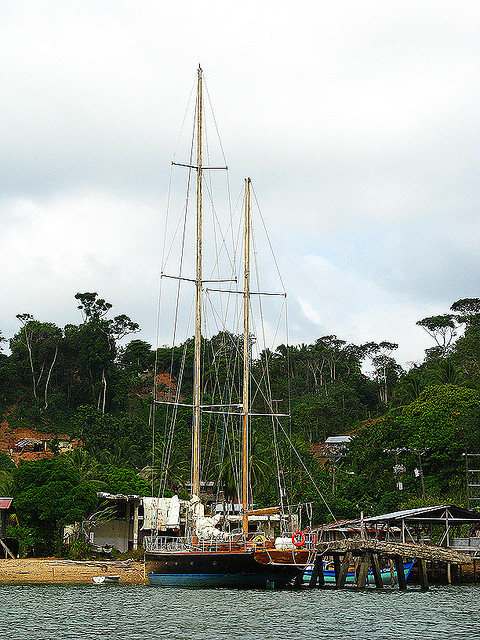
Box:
[92,575,121,584]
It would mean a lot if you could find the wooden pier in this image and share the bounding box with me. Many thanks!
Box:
[309,538,471,590]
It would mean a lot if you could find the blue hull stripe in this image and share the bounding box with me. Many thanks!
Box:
[147,572,294,588]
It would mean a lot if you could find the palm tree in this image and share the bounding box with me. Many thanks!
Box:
[154,443,190,496]
[0,469,13,496]
[402,370,423,402]
[216,426,272,506]
[64,448,101,483]
[91,437,144,471]
[429,359,462,385]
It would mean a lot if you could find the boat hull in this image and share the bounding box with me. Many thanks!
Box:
[146,549,307,588]
[92,575,121,584]
[303,561,415,586]
[147,571,294,588]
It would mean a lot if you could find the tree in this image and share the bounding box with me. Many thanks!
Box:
[363,341,400,404]
[416,314,457,358]
[0,469,13,496]
[63,448,101,484]
[0,350,17,406]
[10,316,62,408]
[397,384,480,449]
[392,369,424,406]
[118,340,154,374]
[396,384,480,494]
[110,314,141,341]
[96,466,151,496]
[451,325,480,387]
[66,293,140,412]
[12,457,98,553]
[74,292,112,321]
[292,394,345,443]
[451,298,480,327]
[428,358,462,385]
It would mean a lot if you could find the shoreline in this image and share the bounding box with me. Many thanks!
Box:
[2,558,478,587]
[0,558,148,585]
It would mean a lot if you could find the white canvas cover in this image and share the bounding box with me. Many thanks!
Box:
[195,514,224,539]
[166,495,181,528]
[190,495,226,539]
[142,496,181,530]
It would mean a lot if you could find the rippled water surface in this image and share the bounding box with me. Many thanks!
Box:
[1,584,479,640]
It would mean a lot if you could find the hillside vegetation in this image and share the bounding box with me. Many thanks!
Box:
[1,293,480,552]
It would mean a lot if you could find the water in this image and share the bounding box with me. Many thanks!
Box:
[1,584,479,640]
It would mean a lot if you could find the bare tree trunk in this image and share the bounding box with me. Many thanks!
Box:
[24,328,38,400]
[101,369,107,414]
[43,345,58,410]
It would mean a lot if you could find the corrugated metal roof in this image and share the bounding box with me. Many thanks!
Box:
[97,492,142,501]
[365,504,480,524]
[0,498,13,509]
[15,438,44,447]
[315,517,397,533]
[325,435,352,445]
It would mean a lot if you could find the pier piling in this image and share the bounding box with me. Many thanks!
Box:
[332,554,341,585]
[370,553,383,588]
[356,551,371,588]
[314,537,469,590]
[337,552,351,588]
[308,557,322,588]
[394,555,407,590]
[418,558,429,590]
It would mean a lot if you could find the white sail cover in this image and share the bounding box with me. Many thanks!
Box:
[189,495,204,518]
[166,495,180,528]
[195,514,224,539]
[142,496,181,530]
[189,495,226,539]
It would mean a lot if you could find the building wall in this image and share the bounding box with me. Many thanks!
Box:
[92,520,131,553]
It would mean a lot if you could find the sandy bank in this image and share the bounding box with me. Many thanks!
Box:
[0,558,148,585]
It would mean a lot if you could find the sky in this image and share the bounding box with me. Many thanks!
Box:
[1,0,479,369]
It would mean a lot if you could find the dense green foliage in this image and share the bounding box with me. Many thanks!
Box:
[2,294,480,552]
[12,457,98,554]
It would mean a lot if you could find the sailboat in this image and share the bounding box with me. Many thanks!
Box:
[144,67,316,588]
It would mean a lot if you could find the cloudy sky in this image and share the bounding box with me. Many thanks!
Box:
[1,0,479,368]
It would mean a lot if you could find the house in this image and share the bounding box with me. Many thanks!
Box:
[83,492,144,553]
[311,434,353,468]
[0,498,13,539]
[0,420,79,466]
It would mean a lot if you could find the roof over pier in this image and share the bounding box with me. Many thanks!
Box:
[364,505,480,527]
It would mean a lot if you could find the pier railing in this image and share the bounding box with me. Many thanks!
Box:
[450,537,480,557]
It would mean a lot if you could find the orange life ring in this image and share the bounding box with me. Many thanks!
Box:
[292,531,305,547]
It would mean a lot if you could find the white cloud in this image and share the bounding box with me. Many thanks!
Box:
[0,0,478,369]
[0,191,161,340]
[292,254,450,367]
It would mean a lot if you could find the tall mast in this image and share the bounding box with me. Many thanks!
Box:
[192,65,203,498]
[242,177,251,535]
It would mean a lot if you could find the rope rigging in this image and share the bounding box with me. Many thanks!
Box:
[152,67,337,534]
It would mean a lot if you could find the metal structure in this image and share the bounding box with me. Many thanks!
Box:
[465,451,480,511]
[364,504,480,548]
